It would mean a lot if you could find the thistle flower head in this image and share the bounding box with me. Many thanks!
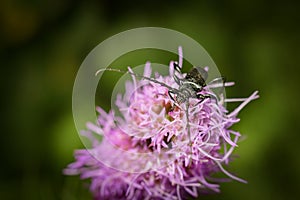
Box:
[65,47,259,200]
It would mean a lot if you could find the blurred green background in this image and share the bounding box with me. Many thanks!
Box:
[1,0,299,199]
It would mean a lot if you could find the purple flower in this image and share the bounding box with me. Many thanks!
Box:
[64,47,259,200]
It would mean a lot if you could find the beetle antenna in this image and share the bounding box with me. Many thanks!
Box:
[95,68,178,92]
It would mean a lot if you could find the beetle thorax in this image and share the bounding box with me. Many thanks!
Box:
[176,84,199,104]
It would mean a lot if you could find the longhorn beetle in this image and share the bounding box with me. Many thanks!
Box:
[95,50,225,147]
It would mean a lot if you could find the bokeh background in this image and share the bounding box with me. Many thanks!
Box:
[1,0,299,199]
